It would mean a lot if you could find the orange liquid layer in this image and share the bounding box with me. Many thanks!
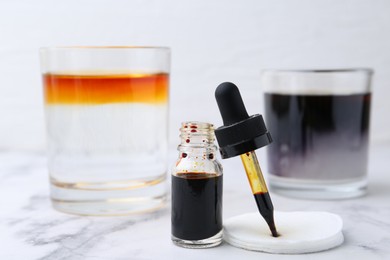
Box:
[43,73,169,104]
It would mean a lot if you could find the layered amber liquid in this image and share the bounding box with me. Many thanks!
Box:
[43,73,169,104]
[43,72,169,215]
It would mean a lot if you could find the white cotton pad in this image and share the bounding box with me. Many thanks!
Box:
[224,211,344,254]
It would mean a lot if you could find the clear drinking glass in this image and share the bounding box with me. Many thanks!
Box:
[262,69,372,199]
[40,46,170,215]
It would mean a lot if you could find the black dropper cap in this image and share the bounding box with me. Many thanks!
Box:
[214,82,272,159]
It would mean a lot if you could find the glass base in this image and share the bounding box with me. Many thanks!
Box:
[50,177,167,216]
[171,230,223,248]
[269,175,367,200]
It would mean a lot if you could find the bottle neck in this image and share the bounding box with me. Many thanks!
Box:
[178,122,217,157]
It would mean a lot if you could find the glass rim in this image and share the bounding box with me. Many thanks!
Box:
[262,68,373,75]
[40,46,170,52]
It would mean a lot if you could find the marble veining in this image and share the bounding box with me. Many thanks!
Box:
[1,145,390,260]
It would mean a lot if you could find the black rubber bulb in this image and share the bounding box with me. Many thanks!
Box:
[215,82,249,126]
[214,81,272,159]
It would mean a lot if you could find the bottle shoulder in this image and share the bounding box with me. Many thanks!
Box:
[172,157,223,175]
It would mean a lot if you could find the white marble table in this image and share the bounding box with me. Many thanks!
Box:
[1,144,389,260]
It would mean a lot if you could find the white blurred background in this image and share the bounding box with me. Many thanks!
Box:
[0,0,389,152]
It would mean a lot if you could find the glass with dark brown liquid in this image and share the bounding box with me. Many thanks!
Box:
[262,69,372,199]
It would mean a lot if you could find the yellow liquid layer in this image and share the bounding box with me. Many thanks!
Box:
[240,151,269,194]
[43,73,169,104]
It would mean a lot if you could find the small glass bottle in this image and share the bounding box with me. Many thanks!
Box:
[171,122,223,248]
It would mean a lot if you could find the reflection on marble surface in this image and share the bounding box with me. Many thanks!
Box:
[0,145,390,259]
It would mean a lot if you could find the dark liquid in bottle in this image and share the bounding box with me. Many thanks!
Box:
[264,93,371,180]
[172,173,222,240]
